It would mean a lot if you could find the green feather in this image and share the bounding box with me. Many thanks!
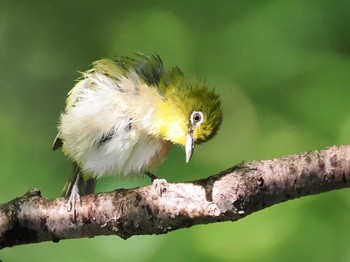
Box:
[113,53,164,85]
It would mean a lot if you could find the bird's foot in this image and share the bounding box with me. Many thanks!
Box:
[152,178,168,197]
[145,171,168,196]
[67,183,81,219]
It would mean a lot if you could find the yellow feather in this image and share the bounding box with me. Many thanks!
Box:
[154,100,187,146]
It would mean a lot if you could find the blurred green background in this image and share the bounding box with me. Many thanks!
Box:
[1,0,350,261]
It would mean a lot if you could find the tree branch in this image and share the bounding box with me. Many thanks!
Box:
[1,145,350,249]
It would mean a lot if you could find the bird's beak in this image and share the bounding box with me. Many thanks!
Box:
[186,132,194,163]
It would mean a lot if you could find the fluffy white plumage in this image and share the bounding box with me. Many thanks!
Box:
[59,69,170,178]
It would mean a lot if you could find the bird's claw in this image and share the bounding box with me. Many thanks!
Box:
[67,183,81,220]
[152,178,168,196]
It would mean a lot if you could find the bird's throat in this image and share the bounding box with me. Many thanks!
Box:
[153,101,187,146]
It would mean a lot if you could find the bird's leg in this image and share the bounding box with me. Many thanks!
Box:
[145,171,168,196]
[144,171,159,182]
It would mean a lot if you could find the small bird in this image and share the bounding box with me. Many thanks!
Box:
[53,53,222,211]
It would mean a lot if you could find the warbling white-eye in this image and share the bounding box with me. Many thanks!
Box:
[53,53,222,210]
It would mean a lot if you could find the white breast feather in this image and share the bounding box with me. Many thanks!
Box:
[59,70,165,178]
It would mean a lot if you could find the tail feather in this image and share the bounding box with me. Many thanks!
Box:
[61,162,96,198]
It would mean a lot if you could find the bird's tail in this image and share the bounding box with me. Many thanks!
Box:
[61,162,96,198]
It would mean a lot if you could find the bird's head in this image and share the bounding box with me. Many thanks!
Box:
[157,67,223,162]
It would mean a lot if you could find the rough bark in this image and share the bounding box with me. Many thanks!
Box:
[1,145,350,249]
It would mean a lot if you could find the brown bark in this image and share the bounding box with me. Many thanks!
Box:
[1,145,349,249]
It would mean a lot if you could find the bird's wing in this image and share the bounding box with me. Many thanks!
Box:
[54,54,163,151]
[113,53,164,86]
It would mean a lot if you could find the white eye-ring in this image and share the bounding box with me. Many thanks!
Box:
[190,111,204,126]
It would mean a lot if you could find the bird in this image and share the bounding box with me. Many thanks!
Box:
[53,53,223,211]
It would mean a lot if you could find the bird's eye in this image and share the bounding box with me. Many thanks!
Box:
[190,111,204,126]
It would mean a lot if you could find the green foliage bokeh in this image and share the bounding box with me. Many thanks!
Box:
[1,1,350,261]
